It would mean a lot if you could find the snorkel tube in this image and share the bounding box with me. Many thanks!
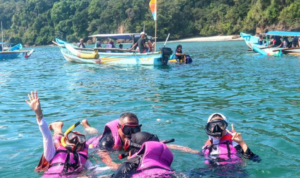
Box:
[61,121,81,148]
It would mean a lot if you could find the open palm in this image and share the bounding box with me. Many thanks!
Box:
[25,91,42,113]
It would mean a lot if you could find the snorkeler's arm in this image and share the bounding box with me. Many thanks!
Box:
[98,151,120,170]
[38,118,56,161]
[227,125,261,162]
[26,91,56,161]
[167,144,199,154]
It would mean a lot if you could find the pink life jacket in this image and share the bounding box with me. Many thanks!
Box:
[87,119,122,150]
[42,136,88,178]
[131,141,174,178]
[202,133,242,165]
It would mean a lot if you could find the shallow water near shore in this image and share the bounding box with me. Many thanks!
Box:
[1,41,300,177]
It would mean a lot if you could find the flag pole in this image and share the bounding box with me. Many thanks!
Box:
[154,1,157,52]
[1,21,3,52]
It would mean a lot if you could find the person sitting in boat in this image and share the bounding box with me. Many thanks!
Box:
[292,36,299,47]
[25,91,108,177]
[167,113,261,165]
[131,32,147,53]
[145,35,153,52]
[268,36,282,47]
[112,132,174,178]
[106,40,116,53]
[96,40,102,48]
[119,43,123,49]
[78,38,86,48]
[278,37,290,48]
[258,35,264,45]
[150,38,156,52]
[81,112,142,170]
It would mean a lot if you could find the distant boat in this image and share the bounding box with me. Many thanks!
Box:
[0,43,34,60]
[241,31,300,56]
[240,32,266,49]
[60,44,101,64]
[54,36,173,65]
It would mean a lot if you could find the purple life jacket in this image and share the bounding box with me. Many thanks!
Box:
[87,119,122,150]
[42,136,88,178]
[131,141,174,178]
[202,133,242,165]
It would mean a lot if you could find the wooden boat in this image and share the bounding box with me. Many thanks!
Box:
[54,36,172,65]
[241,31,300,56]
[60,44,101,64]
[240,32,266,49]
[0,43,34,60]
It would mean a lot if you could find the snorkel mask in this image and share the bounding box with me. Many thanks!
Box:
[61,121,86,152]
[205,119,228,138]
[118,123,142,138]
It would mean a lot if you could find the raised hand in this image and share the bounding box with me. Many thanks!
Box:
[226,124,244,144]
[25,91,43,120]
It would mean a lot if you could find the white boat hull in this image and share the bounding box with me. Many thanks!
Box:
[61,49,101,64]
[98,52,163,65]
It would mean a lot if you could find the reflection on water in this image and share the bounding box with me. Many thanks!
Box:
[0,42,300,177]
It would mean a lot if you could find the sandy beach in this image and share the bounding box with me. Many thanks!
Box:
[169,35,243,43]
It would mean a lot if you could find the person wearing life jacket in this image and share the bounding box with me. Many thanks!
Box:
[166,113,261,166]
[113,132,174,178]
[25,91,109,177]
[202,113,261,165]
[81,112,142,170]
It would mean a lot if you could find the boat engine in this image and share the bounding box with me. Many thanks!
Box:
[160,47,173,65]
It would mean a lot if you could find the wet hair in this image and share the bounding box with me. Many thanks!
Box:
[130,132,159,154]
[176,45,182,50]
[119,112,139,123]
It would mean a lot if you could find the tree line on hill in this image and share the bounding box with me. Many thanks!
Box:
[0,0,300,45]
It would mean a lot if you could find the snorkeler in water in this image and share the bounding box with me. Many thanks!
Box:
[112,132,175,178]
[81,113,142,170]
[25,91,108,177]
[202,113,261,165]
[167,113,261,165]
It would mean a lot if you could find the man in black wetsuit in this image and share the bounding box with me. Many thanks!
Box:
[81,112,141,170]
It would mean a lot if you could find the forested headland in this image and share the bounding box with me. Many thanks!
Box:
[0,0,300,45]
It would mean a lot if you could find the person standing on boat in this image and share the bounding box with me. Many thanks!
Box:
[78,38,86,48]
[131,32,147,53]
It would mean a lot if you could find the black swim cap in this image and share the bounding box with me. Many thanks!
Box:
[129,132,159,154]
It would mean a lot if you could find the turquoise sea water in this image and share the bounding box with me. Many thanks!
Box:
[1,41,300,177]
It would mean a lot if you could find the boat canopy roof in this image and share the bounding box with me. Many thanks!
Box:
[263,31,300,36]
[89,33,141,39]
[89,33,152,40]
